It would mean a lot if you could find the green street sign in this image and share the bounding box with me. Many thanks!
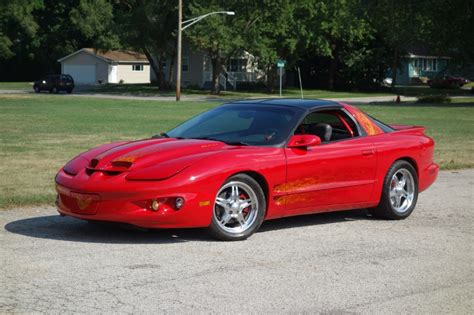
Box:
[276,60,286,68]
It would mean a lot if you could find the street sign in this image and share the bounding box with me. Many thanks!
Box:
[276,60,286,97]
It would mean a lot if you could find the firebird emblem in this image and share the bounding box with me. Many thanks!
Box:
[76,196,93,210]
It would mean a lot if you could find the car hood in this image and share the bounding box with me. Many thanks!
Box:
[82,138,234,176]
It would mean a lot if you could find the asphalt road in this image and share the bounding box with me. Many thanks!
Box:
[1,170,473,313]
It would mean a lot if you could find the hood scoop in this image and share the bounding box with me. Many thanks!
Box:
[86,157,133,176]
[90,159,99,168]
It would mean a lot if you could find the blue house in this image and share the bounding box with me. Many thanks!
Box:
[393,48,450,85]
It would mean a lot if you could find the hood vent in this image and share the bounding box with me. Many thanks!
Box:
[90,159,99,168]
[111,161,132,169]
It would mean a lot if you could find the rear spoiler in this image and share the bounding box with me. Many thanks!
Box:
[389,124,426,134]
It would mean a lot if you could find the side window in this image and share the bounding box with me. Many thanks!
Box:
[296,110,360,142]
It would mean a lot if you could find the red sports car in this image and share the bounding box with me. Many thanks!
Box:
[55,99,439,240]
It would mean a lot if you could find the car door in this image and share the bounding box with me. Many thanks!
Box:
[282,109,377,213]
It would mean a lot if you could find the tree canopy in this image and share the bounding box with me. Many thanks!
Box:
[0,0,472,90]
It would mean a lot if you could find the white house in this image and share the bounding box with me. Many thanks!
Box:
[158,41,262,89]
[58,48,150,84]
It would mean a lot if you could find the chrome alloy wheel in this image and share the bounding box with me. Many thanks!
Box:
[214,181,259,234]
[389,168,415,214]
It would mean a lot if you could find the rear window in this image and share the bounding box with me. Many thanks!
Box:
[366,115,394,132]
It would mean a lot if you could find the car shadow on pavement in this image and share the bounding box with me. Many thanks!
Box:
[4,215,213,244]
[259,209,371,232]
[4,209,372,244]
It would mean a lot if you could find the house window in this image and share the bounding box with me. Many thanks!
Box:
[427,59,433,71]
[132,64,144,71]
[182,55,189,72]
[229,58,247,72]
[416,58,437,72]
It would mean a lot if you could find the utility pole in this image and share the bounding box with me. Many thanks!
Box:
[176,0,182,101]
[175,8,234,101]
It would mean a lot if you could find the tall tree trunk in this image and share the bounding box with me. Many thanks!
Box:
[157,53,166,89]
[391,49,399,88]
[211,57,222,95]
[144,49,160,87]
[265,64,277,93]
[168,52,175,87]
[328,44,337,90]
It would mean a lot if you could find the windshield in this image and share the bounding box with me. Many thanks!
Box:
[166,104,303,146]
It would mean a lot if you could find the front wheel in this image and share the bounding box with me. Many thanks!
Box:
[208,174,266,241]
[370,160,418,220]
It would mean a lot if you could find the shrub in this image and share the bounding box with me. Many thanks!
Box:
[235,81,267,91]
[416,94,451,103]
[186,84,202,90]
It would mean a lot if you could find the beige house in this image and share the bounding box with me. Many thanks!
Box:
[58,48,150,84]
[159,41,262,89]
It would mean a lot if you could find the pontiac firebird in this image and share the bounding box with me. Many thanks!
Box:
[55,99,439,240]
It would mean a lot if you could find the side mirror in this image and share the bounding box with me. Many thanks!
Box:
[288,135,321,148]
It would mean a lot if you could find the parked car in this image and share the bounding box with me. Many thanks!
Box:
[55,99,438,241]
[428,75,470,88]
[33,74,75,93]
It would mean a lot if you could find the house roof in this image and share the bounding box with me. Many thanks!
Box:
[406,46,450,59]
[58,48,149,64]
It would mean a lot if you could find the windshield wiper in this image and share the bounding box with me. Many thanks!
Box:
[151,132,168,139]
[223,140,250,146]
[189,137,250,146]
[152,132,185,139]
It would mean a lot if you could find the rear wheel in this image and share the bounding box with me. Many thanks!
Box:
[66,88,73,94]
[34,86,40,93]
[370,160,418,219]
[208,174,266,241]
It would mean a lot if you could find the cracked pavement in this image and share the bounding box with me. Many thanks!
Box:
[1,170,473,313]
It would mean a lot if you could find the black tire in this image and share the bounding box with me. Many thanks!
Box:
[51,87,58,94]
[34,86,40,93]
[370,160,418,220]
[66,89,73,94]
[208,174,266,241]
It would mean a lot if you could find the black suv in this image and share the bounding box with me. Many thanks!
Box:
[33,74,75,93]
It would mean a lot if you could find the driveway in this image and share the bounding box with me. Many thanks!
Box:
[1,169,473,313]
[0,88,418,103]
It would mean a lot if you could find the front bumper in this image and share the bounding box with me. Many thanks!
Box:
[55,170,216,229]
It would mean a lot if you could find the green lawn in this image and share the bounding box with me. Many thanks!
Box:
[71,82,474,98]
[0,94,472,209]
[83,84,391,99]
[0,82,32,90]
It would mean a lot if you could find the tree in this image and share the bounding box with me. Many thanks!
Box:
[302,0,372,89]
[114,0,178,89]
[366,0,428,87]
[69,0,119,50]
[0,0,42,60]
[186,0,245,94]
[425,0,474,67]
[242,0,300,91]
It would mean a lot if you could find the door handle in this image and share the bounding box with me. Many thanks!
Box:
[362,149,374,156]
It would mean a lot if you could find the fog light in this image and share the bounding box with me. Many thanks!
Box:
[151,199,160,211]
[175,197,185,209]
